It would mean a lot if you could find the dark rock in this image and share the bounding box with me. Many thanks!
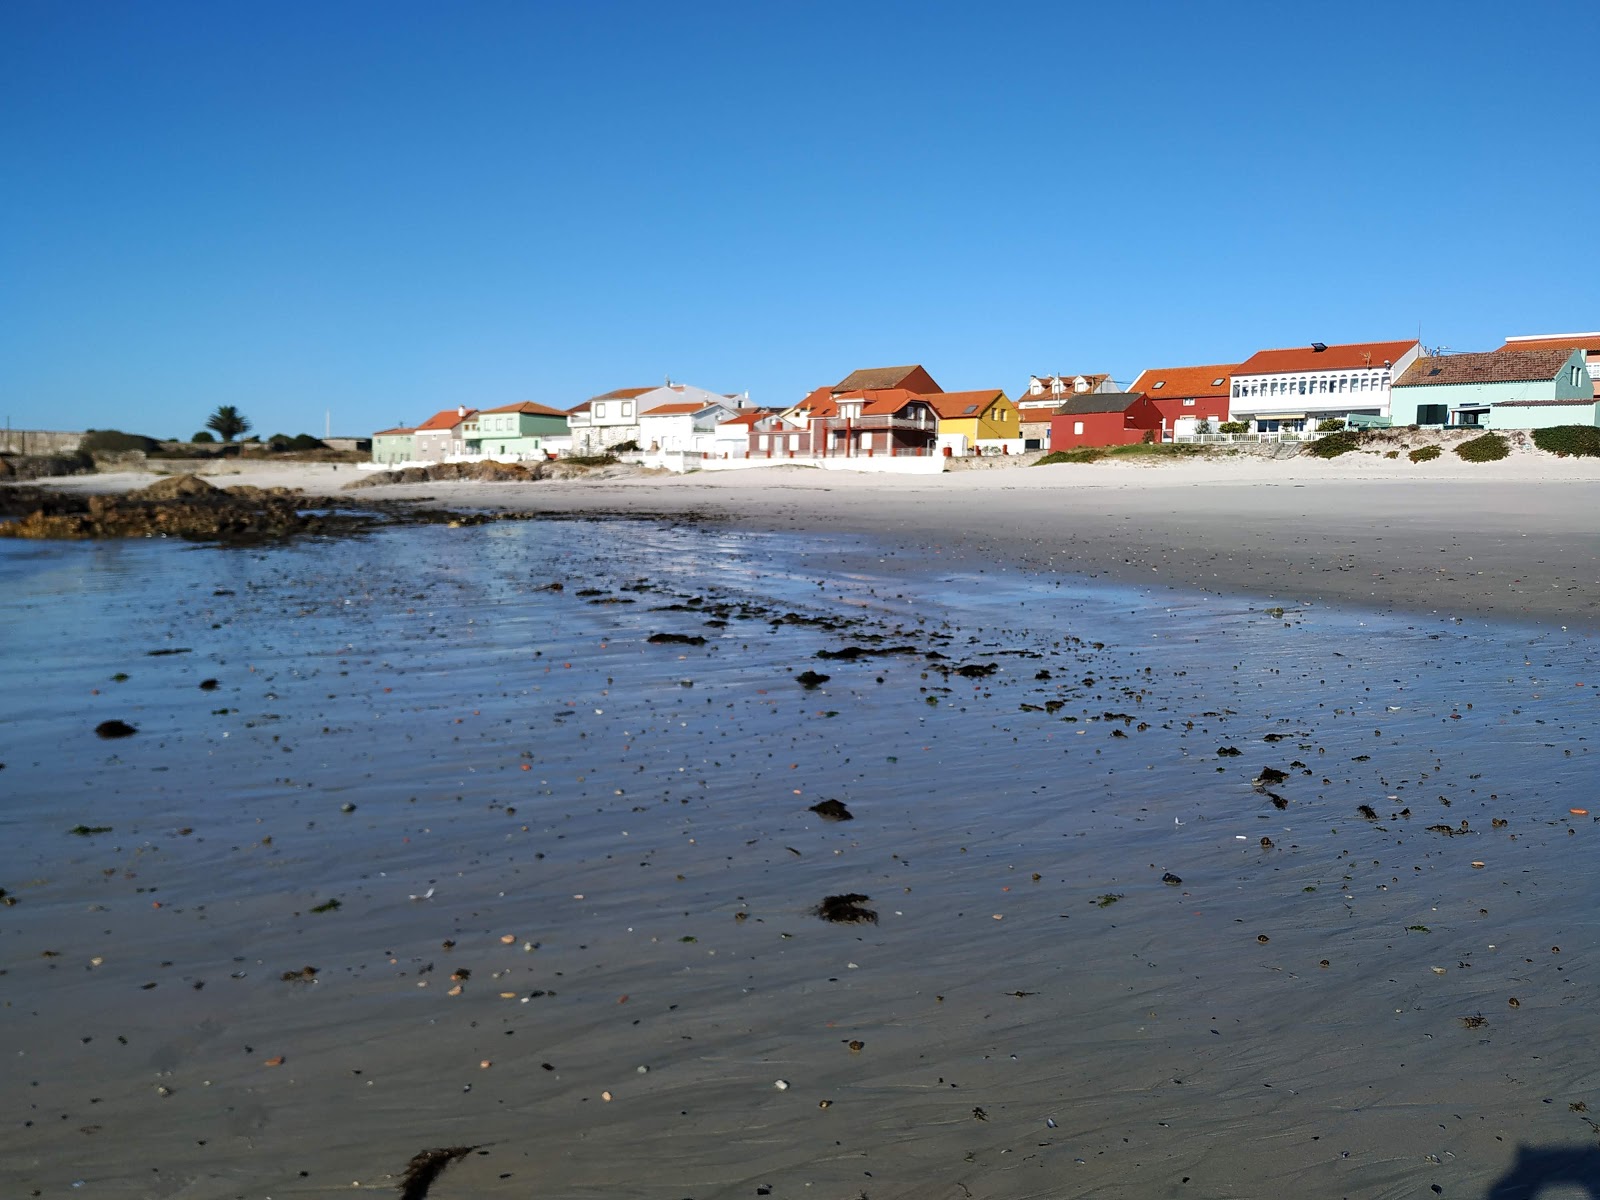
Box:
[1254,766,1289,787]
[647,632,706,646]
[95,720,137,739]
[795,670,830,688]
[1162,872,1182,885]
[1217,746,1243,757]
[809,799,853,821]
[956,663,998,678]
[814,893,877,924]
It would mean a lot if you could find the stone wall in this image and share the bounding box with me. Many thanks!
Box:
[0,429,84,455]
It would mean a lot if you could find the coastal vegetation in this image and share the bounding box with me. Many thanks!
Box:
[205,405,252,442]
[1408,445,1442,462]
[1305,430,1363,458]
[1531,425,1600,457]
[1455,432,1511,462]
[1034,443,1207,466]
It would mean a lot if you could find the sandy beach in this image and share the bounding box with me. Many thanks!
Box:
[4,456,1600,1199]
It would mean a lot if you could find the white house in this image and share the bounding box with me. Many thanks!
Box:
[638,396,739,455]
[568,383,746,455]
[1229,339,1422,430]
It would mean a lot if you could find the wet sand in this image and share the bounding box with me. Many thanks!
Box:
[2,514,1599,1198]
[29,454,1600,631]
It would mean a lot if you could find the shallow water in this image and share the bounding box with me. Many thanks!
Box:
[1,519,1597,1199]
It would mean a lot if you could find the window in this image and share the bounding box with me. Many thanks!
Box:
[1232,384,1241,398]
[621,402,633,417]
[758,434,770,449]
[1574,365,1583,388]
[596,403,607,418]
[1298,379,1307,395]
[1182,398,1196,407]
[1152,380,1165,389]
[1073,421,1084,435]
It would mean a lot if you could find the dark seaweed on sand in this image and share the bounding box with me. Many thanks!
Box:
[648,632,706,646]
[815,893,877,924]
[398,1145,480,1200]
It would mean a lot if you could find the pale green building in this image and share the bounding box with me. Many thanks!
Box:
[464,402,570,459]
[1390,348,1593,429]
[371,427,415,465]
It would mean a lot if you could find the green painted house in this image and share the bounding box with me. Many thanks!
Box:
[371,426,415,465]
[465,402,570,459]
[1390,348,1594,429]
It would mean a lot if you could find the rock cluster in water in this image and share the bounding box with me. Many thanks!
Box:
[0,475,327,542]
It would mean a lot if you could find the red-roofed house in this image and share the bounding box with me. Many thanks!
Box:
[811,388,939,458]
[922,390,1020,454]
[413,406,478,462]
[638,395,740,455]
[1127,364,1236,438]
[833,365,943,394]
[713,408,784,458]
[465,402,569,459]
[1229,339,1421,430]
[1498,333,1600,398]
[371,426,415,466]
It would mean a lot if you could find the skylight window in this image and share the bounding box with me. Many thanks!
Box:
[1151,381,1165,389]
[1212,377,1226,387]
[963,405,978,414]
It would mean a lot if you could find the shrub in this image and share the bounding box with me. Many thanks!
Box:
[80,429,162,454]
[610,439,640,454]
[1316,418,1346,432]
[1454,432,1510,462]
[1141,429,1156,444]
[191,430,215,443]
[1034,448,1108,465]
[563,454,619,467]
[1408,445,1441,463]
[1218,421,1249,434]
[1305,431,1362,459]
[289,433,326,451]
[1531,425,1600,457]
[1384,450,1399,459]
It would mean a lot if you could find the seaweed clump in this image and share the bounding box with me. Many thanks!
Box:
[814,893,877,924]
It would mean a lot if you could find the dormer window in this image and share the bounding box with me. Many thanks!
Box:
[1028,376,1044,396]
[1051,378,1065,395]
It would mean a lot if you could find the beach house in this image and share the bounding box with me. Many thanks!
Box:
[1127,363,1237,438]
[412,407,477,462]
[1048,392,1164,449]
[466,402,569,459]
[638,396,740,455]
[1391,348,1595,429]
[370,427,415,466]
[923,390,1020,455]
[1229,339,1421,430]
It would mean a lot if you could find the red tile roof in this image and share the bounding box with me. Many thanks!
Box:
[482,401,567,417]
[415,408,476,432]
[1498,333,1600,354]
[1235,340,1418,375]
[372,427,414,436]
[1127,364,1238,398]
[1394,348,1581,387]
[642,401,709,416]
[834,365,942,393]
[829,388,929,416]
[716,410,776,428]
[921,389,1009,419]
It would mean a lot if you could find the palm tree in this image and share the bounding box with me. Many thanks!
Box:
[206,406,252,443]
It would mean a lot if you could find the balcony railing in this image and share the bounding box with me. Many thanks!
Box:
[814,414,932,431]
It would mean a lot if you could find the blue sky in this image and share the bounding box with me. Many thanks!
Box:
[2,1,1596,439]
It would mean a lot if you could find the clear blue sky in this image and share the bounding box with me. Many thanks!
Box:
[3,1,1596,439]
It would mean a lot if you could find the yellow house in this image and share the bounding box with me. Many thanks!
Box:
[924,389,1019,452]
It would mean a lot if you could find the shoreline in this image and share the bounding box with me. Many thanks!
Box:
[9,454,1600,631]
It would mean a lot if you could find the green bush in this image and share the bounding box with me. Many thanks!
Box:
[563,454,619,467]
[1408,445,1441,463]
[1531,425,1600,457]
[1316,418,1346,432]
[1218,421,1249,434]
[1306,431,1362,458]
[289,434,326,451]
[80,429,162,454]
[1034,448,1108,465]
[191,430,215,443]
[1454,432,1510,462]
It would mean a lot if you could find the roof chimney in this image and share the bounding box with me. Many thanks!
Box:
[457,404,466,417]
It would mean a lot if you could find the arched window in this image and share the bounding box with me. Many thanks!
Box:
[1232,383,1240,398]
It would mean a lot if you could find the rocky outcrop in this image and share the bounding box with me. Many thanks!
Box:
[344,459,638,489]
[0,475,335,542]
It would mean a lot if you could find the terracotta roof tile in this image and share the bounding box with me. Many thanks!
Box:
[1394,348,1581,387]
[482,401,568,417]
[372,427,414,436]
[587,387,654,402]
[834,365,940,393]
[1498,333,1600,354]
[642,402,706,416]
[1127,364,1238,397]
[921,389,1009,419]
[415,408,476,432]
[1235,340,1417,375]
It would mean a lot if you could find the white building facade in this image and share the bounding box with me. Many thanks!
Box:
[1229,340,1422,430]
